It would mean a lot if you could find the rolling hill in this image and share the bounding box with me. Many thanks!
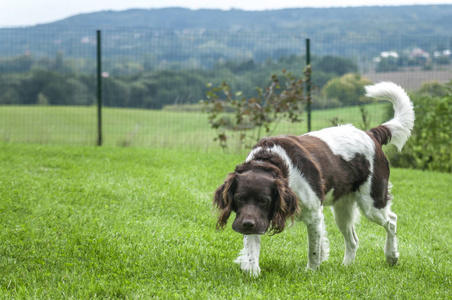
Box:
[41,6,452,36]
[1,5,451,60]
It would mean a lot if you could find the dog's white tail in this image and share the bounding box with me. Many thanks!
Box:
[365,82,415,151]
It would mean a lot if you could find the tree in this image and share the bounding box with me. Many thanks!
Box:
[376,57,398,72]
[102,77,130,107]
[322,73,372,107]
[316,56,358,76]
[65,78,93,105]
[0,55,33,73]
[0,88,20,104]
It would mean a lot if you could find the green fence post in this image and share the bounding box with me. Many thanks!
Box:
[97,30,103,146]
[306,38,312,132]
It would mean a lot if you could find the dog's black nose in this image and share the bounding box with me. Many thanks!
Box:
[242,219,256,230]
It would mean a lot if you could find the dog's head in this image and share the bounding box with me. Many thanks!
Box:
[213,161,299,235]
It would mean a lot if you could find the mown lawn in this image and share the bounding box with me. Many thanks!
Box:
[1,143,450,299]
[0,104,389,152]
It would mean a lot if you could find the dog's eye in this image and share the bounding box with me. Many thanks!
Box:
[234,195,245,204]
[258,197,272,208]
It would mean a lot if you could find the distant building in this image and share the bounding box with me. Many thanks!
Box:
[409,47,430,65]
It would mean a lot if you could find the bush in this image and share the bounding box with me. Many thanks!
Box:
[388,80,452,172]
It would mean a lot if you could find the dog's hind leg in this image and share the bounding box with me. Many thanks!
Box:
[358,195,399,265]
[331,196,360,265]
[234,235,261,276]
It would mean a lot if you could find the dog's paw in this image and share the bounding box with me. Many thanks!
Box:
[306,263,320,271]
[342,257,355,266]
[247,264,261,277]
[385,236,399,266]
[342,250,357,266]
[233,252,247,268]
[386,251,399,265]
[234,255,261,276]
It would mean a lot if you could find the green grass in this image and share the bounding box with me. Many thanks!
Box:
[1,143,451,299]
[0,104,389,152]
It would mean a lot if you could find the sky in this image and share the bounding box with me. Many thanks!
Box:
[0,0,451,27]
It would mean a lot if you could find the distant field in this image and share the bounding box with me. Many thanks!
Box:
[0,103,389,152]
[364,66,452,91]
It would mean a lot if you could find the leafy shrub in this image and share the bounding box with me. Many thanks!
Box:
[388,80,452,173]
[416,80,448,97]
[201,69,308,150]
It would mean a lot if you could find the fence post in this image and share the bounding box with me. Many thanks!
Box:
[96,30,103,146]
[306,38,312,132]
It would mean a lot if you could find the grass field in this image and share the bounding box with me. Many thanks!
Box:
[1,143,451,299]
[0,104,389,152]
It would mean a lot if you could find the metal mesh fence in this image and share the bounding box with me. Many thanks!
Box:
[1,27,451,151]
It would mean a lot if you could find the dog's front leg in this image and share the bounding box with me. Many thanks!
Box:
[300,207,328,270]
[305,222,323,269]
[234,235,261,276]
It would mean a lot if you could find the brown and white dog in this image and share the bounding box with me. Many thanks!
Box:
[213,82,415,276]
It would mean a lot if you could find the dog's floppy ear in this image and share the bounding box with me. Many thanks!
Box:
[270,178,299,234]
[213,172,237,230]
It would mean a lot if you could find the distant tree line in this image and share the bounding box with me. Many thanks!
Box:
[0,54,359,109]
